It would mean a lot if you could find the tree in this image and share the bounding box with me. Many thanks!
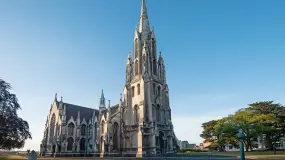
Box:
[200,101,285,152]
[0,78,32,150]
[229,109,260,151]
[248,101,285,150]
[200,120,218,143]
[200,120,221,151]
[200,118,239,152]
[213,118,239,152]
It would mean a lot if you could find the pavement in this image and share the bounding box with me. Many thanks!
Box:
[36,156,242,160]
[38,158,243,160]
[16,154,285,160]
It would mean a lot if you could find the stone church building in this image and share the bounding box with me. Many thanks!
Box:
[40,0,179,157]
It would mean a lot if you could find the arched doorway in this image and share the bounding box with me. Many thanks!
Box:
[67,137,74,151]
[159,131,165,154]
[80,138,86,151]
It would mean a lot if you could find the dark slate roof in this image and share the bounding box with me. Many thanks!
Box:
[99,104,119,120]
[110,104,119,115]
[64,103,99,123]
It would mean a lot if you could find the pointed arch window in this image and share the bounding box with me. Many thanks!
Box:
[152,38,156,58]
[134,105,139,124]
[156,105,160,122]
[152,105,156,120]
[153,83,156,95]
[88,124,92,137]
[135,60,139,75]
[137,84,140,95]
[158,86,161,97]
[163,110,166,123]
[135,39,139,58]
[68,123,75,136]
[56,123,60,136]
[49,114,56,143]
[153,60,157,75]
[81,124,86,136]
[101,121,105,134]
[132,86,135,97]
[100,136,104,151]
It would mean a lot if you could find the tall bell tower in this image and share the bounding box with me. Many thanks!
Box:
[123,0,174,157]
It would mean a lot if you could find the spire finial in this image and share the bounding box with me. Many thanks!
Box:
[108,100,111,108]
[139,0,150,34]
[101,89,105,99]
[128,52,131,59]
[55,93,57,101]
[141,0,147,16]
[119,94,123,106]
[61,96,63,102]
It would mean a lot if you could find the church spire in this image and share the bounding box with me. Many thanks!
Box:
[139,0,150,39]
[141,0,147,17]
[99,89,106,110]
[101,89,105,99]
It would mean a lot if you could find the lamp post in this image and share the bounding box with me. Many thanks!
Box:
[236,129,245,160]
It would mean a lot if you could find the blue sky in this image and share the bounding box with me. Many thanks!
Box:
[1,0,285,150]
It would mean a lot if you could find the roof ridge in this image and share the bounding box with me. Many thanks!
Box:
[64,102,98,111]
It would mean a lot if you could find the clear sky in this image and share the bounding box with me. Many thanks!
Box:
[1,0,285,151]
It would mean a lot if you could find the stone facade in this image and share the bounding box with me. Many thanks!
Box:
[39,95,100,157]
[40,0,178,157]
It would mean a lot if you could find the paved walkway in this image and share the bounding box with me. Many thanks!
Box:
[37,156,241,160]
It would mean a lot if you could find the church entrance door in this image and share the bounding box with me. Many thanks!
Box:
[52,145,56,157]
[159,131,165,154]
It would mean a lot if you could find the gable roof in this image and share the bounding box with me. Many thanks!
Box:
[64,103,99,123]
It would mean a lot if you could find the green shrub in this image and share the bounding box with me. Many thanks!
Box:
[179,148,209,153]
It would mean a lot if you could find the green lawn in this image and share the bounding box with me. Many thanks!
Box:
[1,151,285,160]
[0,155,26,160]
[178,150,285,156]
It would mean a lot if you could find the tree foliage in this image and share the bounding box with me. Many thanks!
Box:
[200,101,285,151]
[0,79,32,150]
[200,120,218,143]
